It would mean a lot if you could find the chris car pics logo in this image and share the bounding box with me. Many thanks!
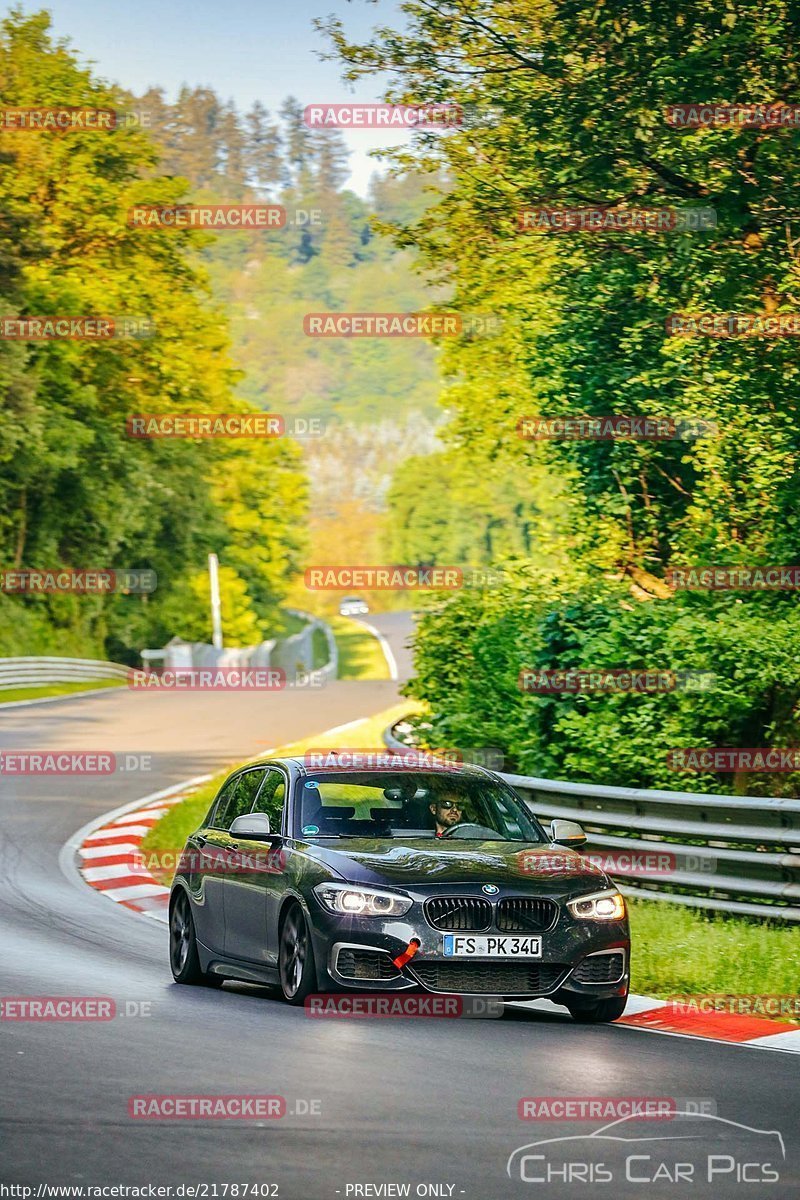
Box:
[507,1112,784,1186]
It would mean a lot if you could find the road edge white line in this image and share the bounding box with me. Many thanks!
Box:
[355,619,399,681]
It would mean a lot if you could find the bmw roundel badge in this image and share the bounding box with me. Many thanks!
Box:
[482,884,500,895]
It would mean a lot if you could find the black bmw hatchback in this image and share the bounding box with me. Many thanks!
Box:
[169,755,630,1022]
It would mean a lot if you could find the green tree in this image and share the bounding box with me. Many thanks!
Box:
[324,0,800,792]
[0,10,308,660]
[323,0,800,583]
[244,100,282,193]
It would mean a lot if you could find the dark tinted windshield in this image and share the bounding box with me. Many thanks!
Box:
[295,771,544,842]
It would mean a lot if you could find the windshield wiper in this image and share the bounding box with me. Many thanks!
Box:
[305,833,367,840]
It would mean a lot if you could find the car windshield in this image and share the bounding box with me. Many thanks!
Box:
[296,771,545,842]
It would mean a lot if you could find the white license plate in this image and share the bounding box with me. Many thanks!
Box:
[443,935,542,958]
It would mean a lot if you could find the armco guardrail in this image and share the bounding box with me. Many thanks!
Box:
[141,612,338,682]
[283,608,338,682]
[384,722,800,922]
[0,625,339,697]
[0,656,130,690]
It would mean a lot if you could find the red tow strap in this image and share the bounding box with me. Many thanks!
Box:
[392,939,421,969]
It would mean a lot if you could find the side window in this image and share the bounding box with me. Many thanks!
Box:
[208,775,239,829]
[252,768,286,831]
[216,769,267,830]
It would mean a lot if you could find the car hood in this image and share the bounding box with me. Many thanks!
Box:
[300,838,610,896]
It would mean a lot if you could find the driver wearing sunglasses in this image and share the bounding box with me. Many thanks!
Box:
[430,792,465,837]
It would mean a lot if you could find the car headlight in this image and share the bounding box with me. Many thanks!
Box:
[567,888,626,921]
[313,882,413,917]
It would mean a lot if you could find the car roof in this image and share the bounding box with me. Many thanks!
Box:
[247,753,494,780]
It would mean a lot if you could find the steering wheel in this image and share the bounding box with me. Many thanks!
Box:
[439,822,496,839]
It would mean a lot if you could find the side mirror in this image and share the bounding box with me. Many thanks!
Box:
[229,812,272,840]
[550,819,587,848]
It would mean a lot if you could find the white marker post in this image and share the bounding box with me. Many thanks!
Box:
[208,553,223,650]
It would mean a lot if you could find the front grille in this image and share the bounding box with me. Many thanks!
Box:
[410,961,567,995]
[335,948,400,981]
[496,897,558,933]
[572,952,625,984]
[425,897,492,932]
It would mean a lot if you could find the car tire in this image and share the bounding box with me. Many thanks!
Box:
[566,994,628,1023]
[279,902,317,1006]
[169,890,224,987]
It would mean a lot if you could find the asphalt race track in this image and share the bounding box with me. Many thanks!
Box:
[1,620,797,1199]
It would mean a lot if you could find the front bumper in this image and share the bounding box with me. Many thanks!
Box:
[308,891,630,1000]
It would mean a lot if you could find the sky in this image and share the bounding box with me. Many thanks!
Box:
[17,0,413,194]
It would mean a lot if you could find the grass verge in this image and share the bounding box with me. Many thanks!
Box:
[0,678,125,704]
[271,609,307,639]
[312,625,330,670]
[627,897,799,1005]
[329,615,390,680]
